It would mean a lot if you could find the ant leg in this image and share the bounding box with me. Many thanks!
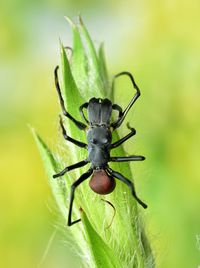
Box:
[112,104,122,114]
[106,167,147,209]
[79,102,89,124]
[68,168,93,226]
[53,159,89,178]
[59,116,87,149]
[111,123,136,149]
[111,72,141,130]
[112,104,123,120]
[110,156,145,162]
[54,66,87,130]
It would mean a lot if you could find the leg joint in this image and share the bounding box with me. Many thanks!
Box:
[71,184,76,191]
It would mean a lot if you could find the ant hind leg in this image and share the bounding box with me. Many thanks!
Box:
[106,166,147,209]
[68,168,93,226]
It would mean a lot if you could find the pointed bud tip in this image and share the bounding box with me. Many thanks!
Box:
[64,16,75,28]
[78,14,84,25]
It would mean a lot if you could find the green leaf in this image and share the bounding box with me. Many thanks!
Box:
[33,17,154,268]
[98,43,109,95]
[60,43,84,120]
[82,210,121,268]
[31,128,68,220]
[65,17,89,100]
[79,16,105,97]
[59,42,87,151]
[31,128,97,267]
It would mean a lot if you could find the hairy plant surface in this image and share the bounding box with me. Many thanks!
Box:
[33,17,154,268]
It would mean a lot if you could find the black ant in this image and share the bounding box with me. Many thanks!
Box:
[53,66,147,226]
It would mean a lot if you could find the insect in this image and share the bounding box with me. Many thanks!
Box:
[53,65,147,226]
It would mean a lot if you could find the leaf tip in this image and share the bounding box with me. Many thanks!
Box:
[28,124,38,141]
[59,40,67,60]
[78,14,84,26]
[64,16,75,28]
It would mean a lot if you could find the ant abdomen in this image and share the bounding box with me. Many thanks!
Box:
[89,170,116,195]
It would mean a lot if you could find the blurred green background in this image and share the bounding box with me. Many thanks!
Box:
[0,0,200,267]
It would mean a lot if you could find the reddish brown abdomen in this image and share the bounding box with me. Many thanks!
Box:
[89,170,116,195]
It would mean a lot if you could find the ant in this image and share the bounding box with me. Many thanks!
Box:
[53,66,147,226]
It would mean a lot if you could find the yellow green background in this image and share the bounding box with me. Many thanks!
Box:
[0,1,200,267]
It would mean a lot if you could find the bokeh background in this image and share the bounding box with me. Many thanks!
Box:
[0,1,200,267]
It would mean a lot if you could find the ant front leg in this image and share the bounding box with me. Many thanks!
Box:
[79,102,89,124]
[59,115,87,149]
[112,104,123,120]
[111,72,141,130]
[111,123,136,149]
[106,167,147,209]
[68,168,93,226]
[54,66,87,130]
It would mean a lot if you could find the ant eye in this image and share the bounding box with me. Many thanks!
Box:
[92,139,97,144]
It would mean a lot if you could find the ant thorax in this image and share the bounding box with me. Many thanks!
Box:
[87,126,112,169]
